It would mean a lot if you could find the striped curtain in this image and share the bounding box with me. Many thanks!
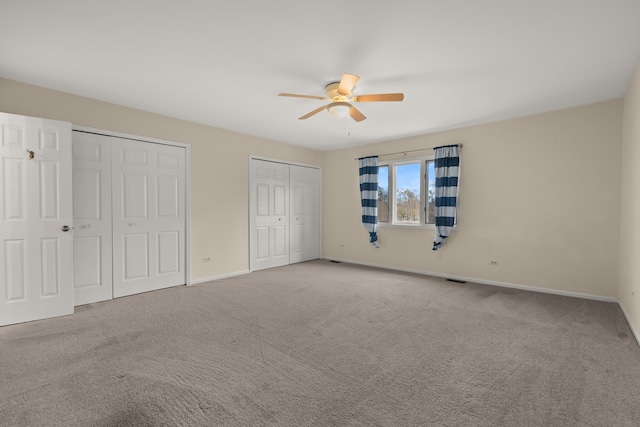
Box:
[359,156,379,247]
[432,145,460,250]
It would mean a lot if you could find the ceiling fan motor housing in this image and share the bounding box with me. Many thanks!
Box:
[325,82,348,100]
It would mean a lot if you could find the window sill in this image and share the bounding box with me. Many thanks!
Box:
[377,223,459,231]
[377,223,435,230]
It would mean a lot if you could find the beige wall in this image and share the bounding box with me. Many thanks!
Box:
[619,65,640,338]
[0,77,628,302]
[323,100,623,298]
[0,78,323,282]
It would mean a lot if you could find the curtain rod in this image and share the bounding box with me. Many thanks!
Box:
[354,143,462,160]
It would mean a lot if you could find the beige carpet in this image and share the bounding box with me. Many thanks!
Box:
[1,260,639,426]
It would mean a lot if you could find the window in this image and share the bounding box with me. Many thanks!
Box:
[377,157,436,227]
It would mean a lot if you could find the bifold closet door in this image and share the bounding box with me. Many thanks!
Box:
[0,113,74,326]
[250,159,321,271]
[112,138,186,298]
[250,159,290,271]
[72,132,113,305]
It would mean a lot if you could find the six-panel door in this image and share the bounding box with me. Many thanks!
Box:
[250,159,290,271]
[72,131,113,305]
[111,138,186,297]
[290,165,321,263]
[0,113,74,326]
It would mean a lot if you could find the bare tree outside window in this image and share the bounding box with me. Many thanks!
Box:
[426,160,435,224]
[396,163,420,224]
[378,165,389,222]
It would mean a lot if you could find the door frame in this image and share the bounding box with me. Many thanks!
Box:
[73,125,191,287]
[248,155,322,272]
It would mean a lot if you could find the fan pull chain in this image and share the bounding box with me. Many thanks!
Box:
[346,115,351,136]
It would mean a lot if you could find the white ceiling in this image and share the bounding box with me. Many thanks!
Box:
[1,1,639,151]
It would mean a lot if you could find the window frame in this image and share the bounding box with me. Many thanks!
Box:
[377,155,436,229]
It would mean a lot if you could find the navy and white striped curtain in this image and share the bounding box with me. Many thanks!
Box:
[432,145,460,250]
[359,156,379,247]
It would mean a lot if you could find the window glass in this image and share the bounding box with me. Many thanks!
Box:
[377,165,389,222]
[395,163,420,224]
[426,160,435,224]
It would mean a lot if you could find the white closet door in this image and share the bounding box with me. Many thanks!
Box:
[290,165,321,263]
[72,131,113,305]
[0,113,74,326]
[250,159,290,271]
[112,138,186,298]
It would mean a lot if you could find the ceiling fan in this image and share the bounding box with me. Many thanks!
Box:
[279,73,404,122]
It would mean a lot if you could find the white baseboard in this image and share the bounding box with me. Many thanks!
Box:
[618,302,640,347]
[322,257,618,302]
[190,270,251,285]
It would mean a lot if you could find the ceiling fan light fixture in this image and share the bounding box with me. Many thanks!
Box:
[327,102,351,118]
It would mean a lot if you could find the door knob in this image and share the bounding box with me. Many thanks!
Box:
[61,225,70,232]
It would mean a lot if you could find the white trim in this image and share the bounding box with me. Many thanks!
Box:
[190,270,251,285]
[71,125,192,287]
[72,125,189,149]
[377,222,436,230]
[322,256,618,303]
[619,302,640,347]
[184,144,192,286]
[377,223,460,231]
[248,154,321,170]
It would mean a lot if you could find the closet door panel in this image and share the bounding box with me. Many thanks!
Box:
[73,236,102,288]
[289,165,321,263]
[112,139,185,298]
[249,159,290,271]
[157,230,180,275]
[122,233,149,280]
[122,172,148,218]
[256,227,270,261]
[72,131,112,306]
[157,175,179,217]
